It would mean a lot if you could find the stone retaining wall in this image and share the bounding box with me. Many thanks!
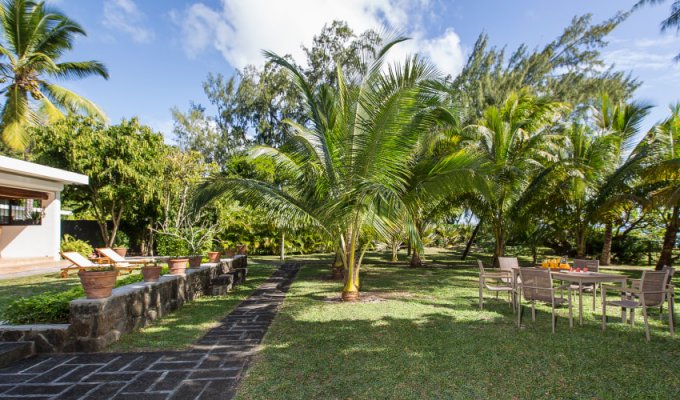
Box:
[0,255,248,353]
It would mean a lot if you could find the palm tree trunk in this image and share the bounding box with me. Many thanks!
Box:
[342,228,360,301]
[391,240,399,262]
[493,223,505,267]
[331,246,344,279]
[410,249,422,268]
[575,224,586,258]
[656,205,679,270]
[600,221,612,266]
[461,219,482,260]
[279,232,285,261]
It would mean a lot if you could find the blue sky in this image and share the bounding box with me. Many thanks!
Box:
[46,0,679,140]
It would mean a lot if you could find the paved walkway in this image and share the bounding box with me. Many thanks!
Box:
[0,264,299,400]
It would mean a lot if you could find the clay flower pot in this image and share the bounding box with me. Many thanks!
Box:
[168,258,188,275]
[141,265,162,282]
[112,247,128,257]
[224,249,235,258]
[79,269,118,299]
[207,251,221,263]
[188,255,202,269]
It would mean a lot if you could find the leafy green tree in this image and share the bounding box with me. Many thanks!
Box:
[198,38,440,300]
[451,14,638,125]
[460,90,563,261]
[0,0,108,151]
[634,0,680,60]
[32,117,166,247]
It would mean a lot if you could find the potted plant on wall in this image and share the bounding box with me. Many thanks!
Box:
[112,231,130,257]
[167,258,188,275]
[79,266,118,299]
[141,262,162,282]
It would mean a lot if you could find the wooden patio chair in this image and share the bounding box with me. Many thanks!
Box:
[629,266,675,315]
[517,268,572,333]
[570,259,600,309]
[60,251,116,278]
[478,260,513,310]
[601,269,674,341]
[95,248,154,269]
[498,256,520,285]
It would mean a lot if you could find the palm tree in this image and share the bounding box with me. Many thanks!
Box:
[642,105,680,268]
[633,0,680,60]
[460,90,562,261]
[197,38,440,300]
[590,95,651,265]
[0,0,108,151]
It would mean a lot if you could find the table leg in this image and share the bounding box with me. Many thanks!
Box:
[579,283,583,325]
[620,280,627,324]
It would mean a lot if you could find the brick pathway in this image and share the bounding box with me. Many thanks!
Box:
[0,264,299,400]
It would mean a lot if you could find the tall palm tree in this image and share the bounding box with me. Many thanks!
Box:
[642,105,680,268]
[591,95,651,264]
[197,38,440,300]
[460,90,562,261]
[0,0,108,151]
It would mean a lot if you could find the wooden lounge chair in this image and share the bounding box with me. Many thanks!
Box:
[478,260,513,310]
[570,259,600,309]
[60,251,117,278]
[601,269,674,341]
[517,268,572,333]
[95,248,155,269]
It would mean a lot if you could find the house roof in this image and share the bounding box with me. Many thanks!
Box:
[0,156,88,185]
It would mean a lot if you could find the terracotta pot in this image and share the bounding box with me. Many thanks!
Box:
[207,251,221,263]
[112,247,128,257]
[236,244,248,255]
[188,255,202,269]
[168,258,188,275]
[224,249,235,258]
[78,270,118,299]
[141,265,162,282]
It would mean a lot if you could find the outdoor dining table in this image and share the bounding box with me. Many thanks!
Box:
[511,267,628,325]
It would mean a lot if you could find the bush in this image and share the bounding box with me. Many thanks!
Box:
[0,267,169,324]
[60,234,93,256]
[114,230,130,248]
[1,288,82,324]
[155,231,191,256]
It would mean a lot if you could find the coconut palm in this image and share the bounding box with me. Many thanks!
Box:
[0,0,109,151]
[460,90,562,261]
[590,95,651,264]
[641,105,680,268]
[197,38,441,300]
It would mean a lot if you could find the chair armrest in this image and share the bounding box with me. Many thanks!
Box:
[481,273,509,279]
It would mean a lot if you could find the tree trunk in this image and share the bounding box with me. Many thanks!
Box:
[410,249,422,268]
[656,205,679,270]
[600,221,613,266]
[390,240,399,262]
[279,232,285,261]
[461,219,482,260]
[575,225,586,258]
[341,229,360,301]
[406,240,411,256]
[331,246,344,279]
[493,224,505,267]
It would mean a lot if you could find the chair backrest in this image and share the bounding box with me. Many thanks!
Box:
[477,259,485,274]
[663,265,675,286]
[61,251,95,268]
[640,270,670,306]
[97,248,126,263]
[573,259,586,269]
[498,257,519,273]
[573,259,599,271]
[519,268,553,301]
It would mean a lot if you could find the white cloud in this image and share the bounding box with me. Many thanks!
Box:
[103,0,154,43]
[173,0,464,76]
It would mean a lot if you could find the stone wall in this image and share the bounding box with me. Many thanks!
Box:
[0,255,248,353]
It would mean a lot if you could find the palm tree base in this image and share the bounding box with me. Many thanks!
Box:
[341,290,360,302]
[331,265,344,280]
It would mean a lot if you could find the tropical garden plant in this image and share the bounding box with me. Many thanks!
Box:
[0,0,108,151]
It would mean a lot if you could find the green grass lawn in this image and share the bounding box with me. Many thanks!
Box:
[107,260,277,352]
[236,249,680,399]
[0,273,83,316]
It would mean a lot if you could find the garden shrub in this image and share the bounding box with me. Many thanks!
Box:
[114,230,130,248]
[0,267,169,324]
[155,230,191,256]
[60,234,94,256]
